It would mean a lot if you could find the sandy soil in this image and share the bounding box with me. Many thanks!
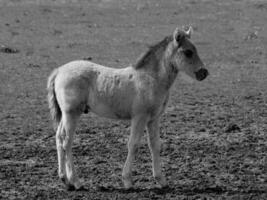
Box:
[0,0,267,199]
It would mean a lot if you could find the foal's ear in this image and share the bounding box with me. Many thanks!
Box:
[173,27,185,48]
[185,26,193,38]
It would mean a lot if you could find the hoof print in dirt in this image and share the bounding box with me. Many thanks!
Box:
[225,123,241,133]
[0,45,19,54]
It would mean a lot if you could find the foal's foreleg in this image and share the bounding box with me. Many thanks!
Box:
[122,115,147,189]
[61,112,82,190]
[147,118,167,187]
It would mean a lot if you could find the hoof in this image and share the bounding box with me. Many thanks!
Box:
[60,177,83,191]
[60,176,68,185]
[123,180,133,189]
[122,176,133,189]
[66,184,85,191]
[66,183,76,191]
[155,175,167,188]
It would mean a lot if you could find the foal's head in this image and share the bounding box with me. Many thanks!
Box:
[169,27,208,81]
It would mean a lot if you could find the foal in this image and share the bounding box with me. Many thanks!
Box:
[47,27,208,190]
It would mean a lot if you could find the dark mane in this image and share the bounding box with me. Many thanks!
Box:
[133,35,173,69]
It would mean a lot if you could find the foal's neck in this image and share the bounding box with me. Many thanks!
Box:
[154,42,179,90]
[160,58,179,90]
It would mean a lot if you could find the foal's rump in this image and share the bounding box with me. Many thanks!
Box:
[54,60,137,119]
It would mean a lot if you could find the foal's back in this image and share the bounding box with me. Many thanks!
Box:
[54,60,139,118]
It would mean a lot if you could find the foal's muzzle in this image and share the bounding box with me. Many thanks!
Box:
[195,68,209,81]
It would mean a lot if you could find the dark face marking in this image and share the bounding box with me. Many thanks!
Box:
[180,39,197,62]
[183,49,193,58]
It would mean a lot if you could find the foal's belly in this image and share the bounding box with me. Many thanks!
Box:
[87,87,134,120]
[89,101,131,120]
[88,95,132,120]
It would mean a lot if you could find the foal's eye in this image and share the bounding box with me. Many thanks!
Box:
[183,50,193,58]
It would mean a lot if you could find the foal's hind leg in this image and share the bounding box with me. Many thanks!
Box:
[122,115,148,189]
[147,118,167,188]
[56,121,67,182]
[61,111,82,190]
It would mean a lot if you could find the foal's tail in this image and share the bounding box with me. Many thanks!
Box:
[47,68,61,130]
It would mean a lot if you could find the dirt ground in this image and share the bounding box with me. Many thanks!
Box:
[0,0,267,199]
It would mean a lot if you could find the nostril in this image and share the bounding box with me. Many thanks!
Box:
[202,68,208,76]
[195,68,209,81]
